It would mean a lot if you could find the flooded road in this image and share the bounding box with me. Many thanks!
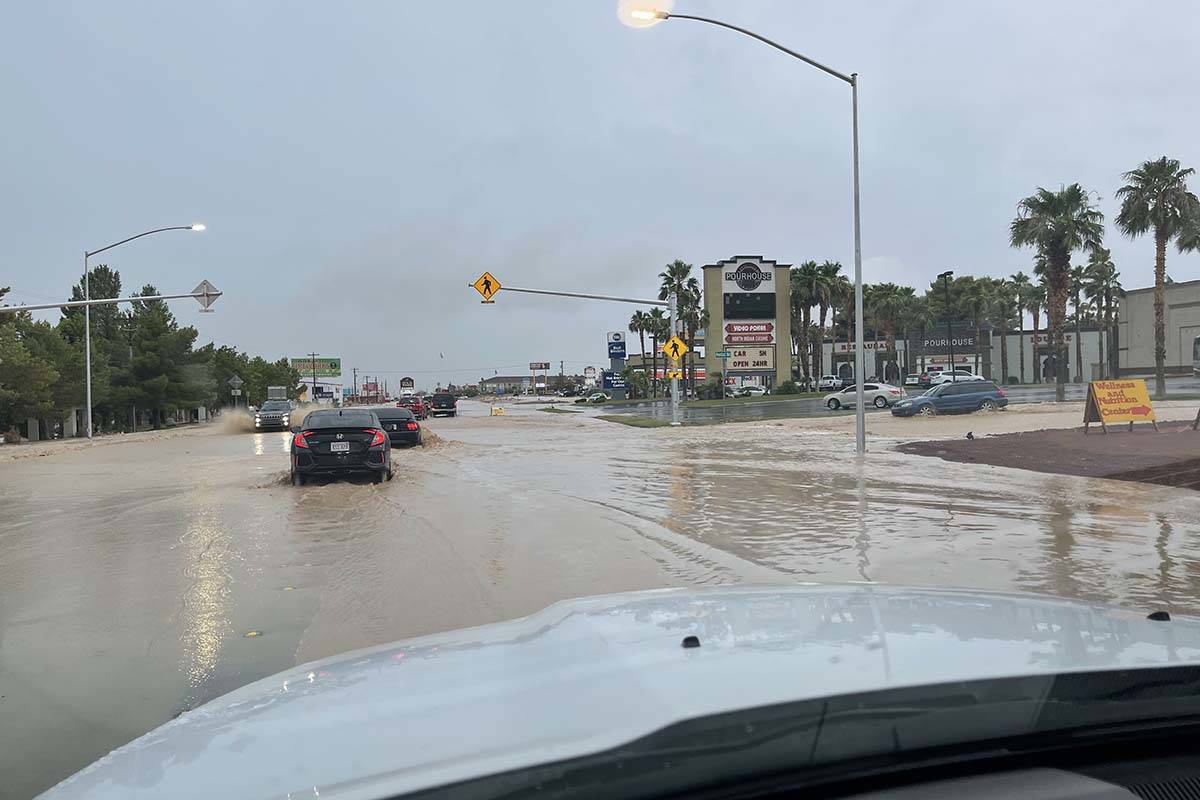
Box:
[4,399,1200,797]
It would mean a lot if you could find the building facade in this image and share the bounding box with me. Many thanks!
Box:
[701,255,792,388]
[1118,278,1200,375]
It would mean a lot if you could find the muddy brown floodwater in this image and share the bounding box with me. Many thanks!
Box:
[3,399,1200,797]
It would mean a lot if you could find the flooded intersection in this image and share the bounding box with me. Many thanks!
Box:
[3,400,1200,797]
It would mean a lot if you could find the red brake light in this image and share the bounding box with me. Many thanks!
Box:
[406,422,419,431]
[366,428,386,446]
[292,431,310,449]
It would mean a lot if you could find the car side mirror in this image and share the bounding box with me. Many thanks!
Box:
[290,426,301,434]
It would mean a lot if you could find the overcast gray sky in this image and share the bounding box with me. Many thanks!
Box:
[5,1,1199,387]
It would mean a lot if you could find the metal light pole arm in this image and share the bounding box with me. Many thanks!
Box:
[0,290,223,314]
[85,226,198,258]
[498,286,668,307]
[665,13,853,84]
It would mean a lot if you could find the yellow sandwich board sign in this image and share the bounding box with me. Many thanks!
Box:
[1084,379,1158,433]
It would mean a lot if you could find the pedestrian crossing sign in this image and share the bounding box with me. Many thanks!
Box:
[663,335,688,360]
[667,369,683,379]
[472,271,501,303]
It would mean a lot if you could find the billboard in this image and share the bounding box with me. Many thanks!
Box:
[724,320,775,345]
[529,361,551,370]
[721,261,775,294]
[290,356,341,377]
[400,376,415,389]
[601,371,626,390]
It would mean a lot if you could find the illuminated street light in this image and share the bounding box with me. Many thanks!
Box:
[622,7,868,453]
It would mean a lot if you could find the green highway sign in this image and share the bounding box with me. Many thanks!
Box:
[714,350,731,358]
[290,356,341,377]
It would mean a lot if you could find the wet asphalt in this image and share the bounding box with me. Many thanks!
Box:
[4,399,1200,797]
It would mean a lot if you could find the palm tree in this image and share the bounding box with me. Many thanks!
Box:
[1010,271,1031,383]
[629,309,648,361]
[1068,264,1087,382]
[867,282,908,383]
[1024,282,1046,382]
[958,277,995,377]
[790,262,819,381]
[1082,249,1120,379]
[990,280,1019,385]
[1010,184,1105,401]
[658,259,699,393]
[647,307,667,397]
[1116,157,1200,397]
[828,275,853,381]
[814,261,841,376]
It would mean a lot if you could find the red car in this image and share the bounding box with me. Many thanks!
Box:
[397,396,428,419]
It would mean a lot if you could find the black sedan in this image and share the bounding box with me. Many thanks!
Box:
[290,408,392,485]
[373,406,423,447]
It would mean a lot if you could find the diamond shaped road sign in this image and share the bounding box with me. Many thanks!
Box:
[192,279,222,310]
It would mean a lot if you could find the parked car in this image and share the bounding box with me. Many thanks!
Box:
[736,385,769,397]
[373,406,422,447]
[903,373,922,388]
[428,392,458,417]
[290,408,392,485]
[253,399,292,431]
[928,367,986,386]
[816,375,842,392]
[824,383,906,410]
[891,380,1008,417]
[575,392,609,404]
[397,395,428,419]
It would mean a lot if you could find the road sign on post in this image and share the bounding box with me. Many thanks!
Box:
[192,279,221,312]
[472,272,501,302]
[227,375,244,389]
[663,336,688,361]
[713,350,731,359]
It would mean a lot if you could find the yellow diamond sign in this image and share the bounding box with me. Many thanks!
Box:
[663,335,688,361]
[472,271,501,302]
[666,369,683,379]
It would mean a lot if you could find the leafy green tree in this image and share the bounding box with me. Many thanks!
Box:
[0,324,59,433]
[814,261,841,375]
[1116,157,1200,396]
[1010,184,1105,401]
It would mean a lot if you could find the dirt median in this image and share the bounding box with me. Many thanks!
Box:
[897,416,1200,489]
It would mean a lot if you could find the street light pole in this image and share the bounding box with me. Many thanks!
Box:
[625,8,867,452]
[939,271,954,380]
[82,224,205,439]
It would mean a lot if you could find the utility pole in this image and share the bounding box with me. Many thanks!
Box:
[939,271,955,381]
[352,367,358,402]
[560,360,564,391]
[308,352,318,401]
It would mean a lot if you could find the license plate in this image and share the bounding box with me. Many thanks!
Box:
[330,441,350,452]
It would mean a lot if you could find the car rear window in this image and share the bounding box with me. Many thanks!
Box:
[433,393,455,402]
[304,411,377,429]
[375,408,415,421]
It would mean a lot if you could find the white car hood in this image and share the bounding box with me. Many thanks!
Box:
[42,584,1200,800]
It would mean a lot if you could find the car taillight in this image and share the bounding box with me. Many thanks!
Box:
[292,432,310,449]
[406,422,419,431]
[366,429,386,446]
[997,388,1007,396]
[889,389,900,395]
